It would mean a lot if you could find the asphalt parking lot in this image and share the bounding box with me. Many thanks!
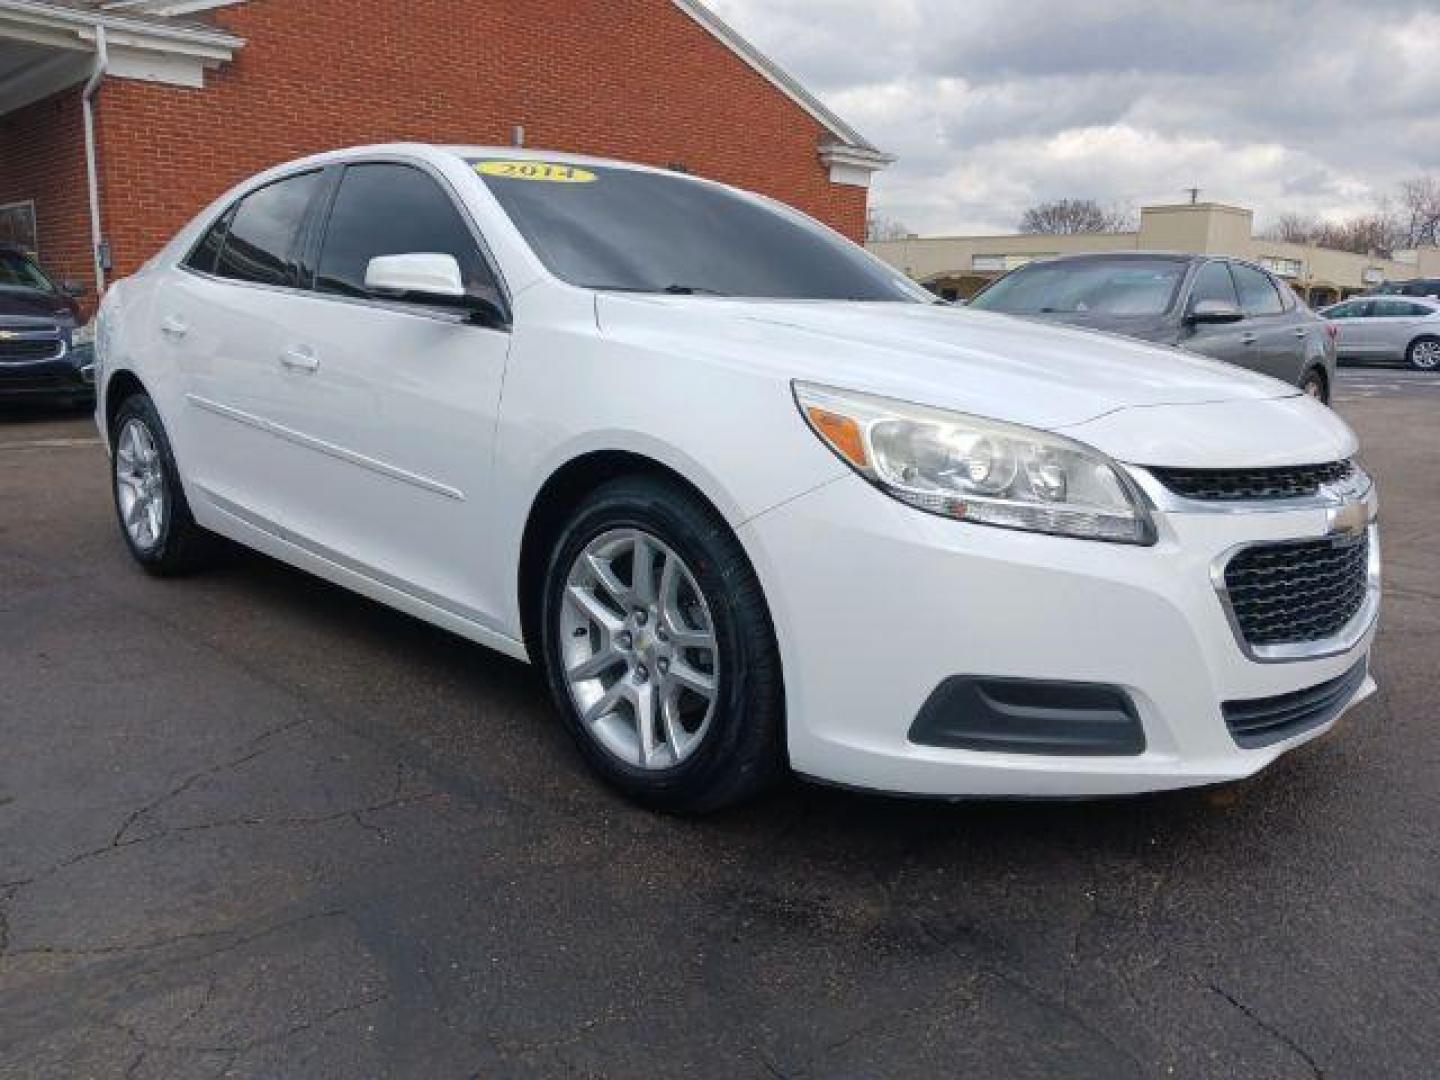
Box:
[2,368,1437,1079]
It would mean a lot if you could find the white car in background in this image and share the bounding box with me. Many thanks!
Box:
[1321,295,1440,371]
[95,145,1379,811]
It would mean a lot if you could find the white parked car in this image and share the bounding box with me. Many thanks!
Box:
[1320,295,1440,370]
[95,145,1380,811]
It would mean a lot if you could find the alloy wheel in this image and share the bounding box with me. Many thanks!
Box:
[1412,340,1440,370]
[559,528,719,770]
[115,418,168,551]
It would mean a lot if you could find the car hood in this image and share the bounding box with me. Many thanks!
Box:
[0,286,74,326]
[1006,309,1176,344]
[596,296,1294,431]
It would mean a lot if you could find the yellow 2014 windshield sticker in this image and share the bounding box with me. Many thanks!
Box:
[475,161,596,183]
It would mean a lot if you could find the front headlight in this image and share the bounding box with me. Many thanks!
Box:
[794,381,1155,545]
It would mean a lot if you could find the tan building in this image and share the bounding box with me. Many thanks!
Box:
[869,201,1440,307]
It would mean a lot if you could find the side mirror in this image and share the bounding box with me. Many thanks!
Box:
[364,252,507,328]
[60,279,88,298]
[365,252,465,298]
[1186,299,1244,325]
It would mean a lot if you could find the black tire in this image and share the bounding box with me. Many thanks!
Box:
[1300,368,1329,404]
[110,392,213,575]
[1406,336,1440,372]
[539,475,785,813]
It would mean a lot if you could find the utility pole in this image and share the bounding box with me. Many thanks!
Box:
[1186,187,1201,205]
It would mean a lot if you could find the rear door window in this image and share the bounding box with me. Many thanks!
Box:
[1230,264,1285,316]
[1374,300,1429,317]
[214,171,323,287]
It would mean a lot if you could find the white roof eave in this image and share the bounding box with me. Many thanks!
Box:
[0,0,244,54]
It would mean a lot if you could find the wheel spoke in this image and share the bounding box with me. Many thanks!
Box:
[566,583,623,633]
[660,689,688,763]
[585,552,631,608]
[582,681,627,727]
[631,679,658,766]
[631,533,659,606]
[666,660,716,699]
[567,645,622,682]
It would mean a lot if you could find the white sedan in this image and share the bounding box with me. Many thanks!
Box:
[95,145,1380,811]
[1321,295,1440,370]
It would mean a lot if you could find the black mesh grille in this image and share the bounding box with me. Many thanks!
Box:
[1222,660,1367,748]
[1224,534,1370,647]
[0,338,62,362]
[1152,461,1353,501]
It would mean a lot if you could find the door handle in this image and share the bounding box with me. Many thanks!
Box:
[279,346,319,373]
[1294,329,1309,338]
[160,315,188,339]
[1240,332,1258,345]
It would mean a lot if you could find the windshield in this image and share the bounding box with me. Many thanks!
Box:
[970,257,1186,317]
[470,159,928,302]
[0,250,54,292]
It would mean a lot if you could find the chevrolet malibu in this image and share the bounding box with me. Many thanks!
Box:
[94,145,1380,812]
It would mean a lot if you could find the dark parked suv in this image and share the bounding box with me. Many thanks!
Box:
[0,244,95,407]
[969,253,1337,401]
[1373,277,1440,299]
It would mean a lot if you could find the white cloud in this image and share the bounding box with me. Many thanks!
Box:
[706,0,1440,234]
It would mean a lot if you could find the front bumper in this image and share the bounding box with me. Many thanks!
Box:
[0,343,95,403]
[739,473,1377,797]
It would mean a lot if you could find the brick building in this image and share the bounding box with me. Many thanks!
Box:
[0,0,890,307]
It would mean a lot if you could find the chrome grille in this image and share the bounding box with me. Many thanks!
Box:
[1152,461,1353,501]
[0,337,63,363]
[1223,533,1370,647]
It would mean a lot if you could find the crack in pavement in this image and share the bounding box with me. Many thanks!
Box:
[106,992,390,1057]
[111,715,314,847]
[9,907,347,967]
[1207,981,1324,1079]
[911,912,1147,1077]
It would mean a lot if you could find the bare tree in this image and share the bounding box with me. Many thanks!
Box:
[1314,213,1403,258]
[1264,213,1321,244]
[1396,176,1440,248]
[1019,198,1132,235]
[865,211,911,242]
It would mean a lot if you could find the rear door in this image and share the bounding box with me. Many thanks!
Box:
[251,159,514,627]
[161,169,328,519]
[1229,262,1302,385]
[1335,299,1384,356]
[1369,299,1433,360]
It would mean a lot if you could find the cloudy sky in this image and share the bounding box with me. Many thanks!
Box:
[708,0,1440,236]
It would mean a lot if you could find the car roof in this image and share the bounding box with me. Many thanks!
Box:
[1023,252,1199,265]
[1331,295,1440,308]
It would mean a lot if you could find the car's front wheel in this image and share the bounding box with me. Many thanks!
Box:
[111,392,212,574]
[539,475,785,812]
[1406,336,1440,372]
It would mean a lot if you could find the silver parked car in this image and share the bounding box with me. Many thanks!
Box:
[1321,296,1440,371]
[969,253,1338,401]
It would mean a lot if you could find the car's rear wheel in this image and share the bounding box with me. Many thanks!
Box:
[111,392,212,574]
[1300,368,1329,403]
[1406,336,1440,371]
[539,475,785,812]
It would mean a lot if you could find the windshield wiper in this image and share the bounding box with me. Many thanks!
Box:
[596,284,729,296]
[659,284,727,295]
